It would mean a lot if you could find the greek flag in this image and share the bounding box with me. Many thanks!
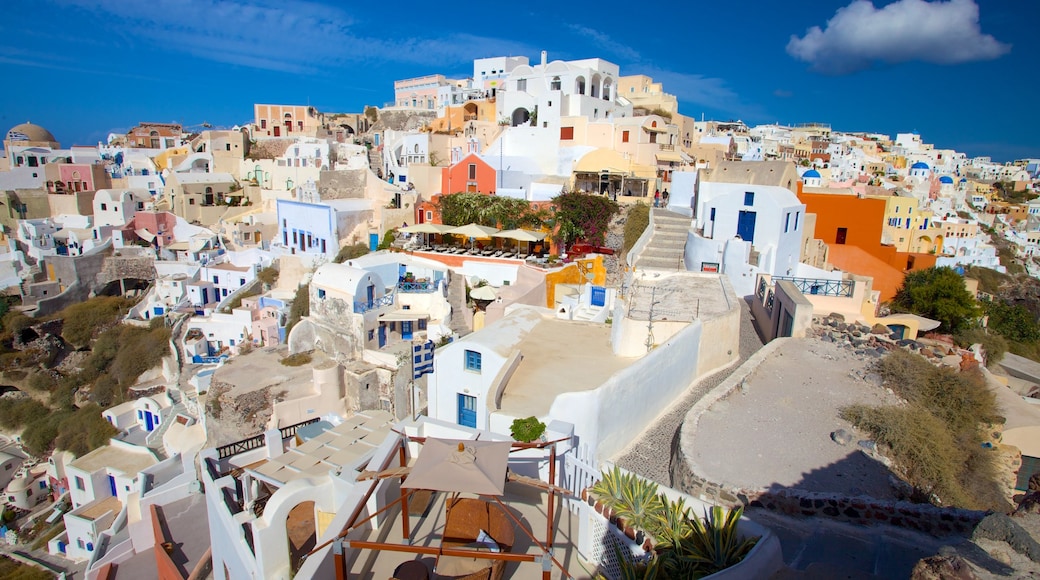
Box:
[412,340,435,379]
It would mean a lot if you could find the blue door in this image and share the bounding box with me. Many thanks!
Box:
[378,325,387,348]
[737,211,757,243]
[144,412,154,431]
[457,394,477,428]
[108,475,117,497]
[590,286,606,307]
[402,321,413,340]
[369,233,379,251]
[367,285,375,304]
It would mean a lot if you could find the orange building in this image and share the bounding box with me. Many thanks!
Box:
[798,190,936,301]
[440,154,496,194]
[416,195,442,224]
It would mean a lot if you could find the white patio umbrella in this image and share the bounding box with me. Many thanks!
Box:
[470,285,497,301]
[493,228,547,255]
[447,223,500,249]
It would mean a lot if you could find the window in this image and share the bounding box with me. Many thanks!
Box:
[100,203,107,211]
[468,164,477,180]
[75,476,85,491]
[189,198,196,205]
[239,278,246,285]
[560,127,574,140]
[261,120,267,129]
[226,143,231,151]
[710,207,716,221]
[794,212,800,230]
[517,78,527,91]
[744,192,755,206]
[551,76,561,90]
[784,213,791,233]
[465,350,482,372]
[3,464,8,471]
[212,276,219,284]
[622,131,629,143]
[317,289,326,299]
[368,329,375,341]
[426,211,433,221]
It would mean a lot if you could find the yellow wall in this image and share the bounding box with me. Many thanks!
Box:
[544,256,606,308]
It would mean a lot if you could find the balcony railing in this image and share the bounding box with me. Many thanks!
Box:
[354,292,395,313]
[774,276,854,298]
[398,280,437,293]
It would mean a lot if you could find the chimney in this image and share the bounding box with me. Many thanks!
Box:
[541,51,547,67]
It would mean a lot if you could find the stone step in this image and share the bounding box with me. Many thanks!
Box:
[640,249,686,260]
[635,258,684,270]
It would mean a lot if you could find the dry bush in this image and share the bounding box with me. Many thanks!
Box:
[842,350,1011,511]
[281,352,312,367]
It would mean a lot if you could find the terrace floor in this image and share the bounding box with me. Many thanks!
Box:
[345,481,592,579]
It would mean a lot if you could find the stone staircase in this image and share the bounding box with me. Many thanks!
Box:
[146,390,186,450]
[446,272,472,337]
[367,146,383,175]
[634,209,690,271]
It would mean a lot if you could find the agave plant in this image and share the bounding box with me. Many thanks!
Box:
[665,505,759,576]
[590,465,629,511]
[615,546,662,580]
[613,476,663,536]
[648,493,693,549]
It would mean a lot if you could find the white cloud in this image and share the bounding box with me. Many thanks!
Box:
[787,0,1010,74]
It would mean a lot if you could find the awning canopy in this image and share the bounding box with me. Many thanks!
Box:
[643,125,669,133]
[655,151,683,163]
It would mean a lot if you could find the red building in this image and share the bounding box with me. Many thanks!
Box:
[440,154,496,195]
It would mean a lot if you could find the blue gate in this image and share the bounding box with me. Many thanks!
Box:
[402,321,413,340]
[369,233,379,252]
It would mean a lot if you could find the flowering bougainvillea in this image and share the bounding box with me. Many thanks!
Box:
[552,191,619,247]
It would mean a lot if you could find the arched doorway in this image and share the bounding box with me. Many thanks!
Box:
[511,108,530,127]
[575,76,586,95]
[590,74,601,98]
[464,102,478,121]
[286,501,316,573]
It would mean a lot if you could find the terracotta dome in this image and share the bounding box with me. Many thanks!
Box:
[6,122,56,144]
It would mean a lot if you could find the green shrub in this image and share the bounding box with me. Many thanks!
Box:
[841,350,1009,511]
[0,555,51,580]
[334,243,370,264]
[285,283,310,337]
[1,312,32,336]
[0,398,49,430]
[256,266,279,286]
[509,416,546,442]
[377,230,396,250]
[58,296,134,347]
[281,352,312,367]
[624,203,650,255]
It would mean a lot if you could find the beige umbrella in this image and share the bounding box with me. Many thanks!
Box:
[403,438,511,496]
[400,223,455,234]
[470,285,497,301]
[493,228,546,254]
[447,223,500,249]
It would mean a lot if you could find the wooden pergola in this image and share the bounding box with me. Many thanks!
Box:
[307,434,576,580]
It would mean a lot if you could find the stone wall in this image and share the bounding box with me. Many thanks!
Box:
[319,169,367,199]
[670,329,988,537]
[372,110,437,133]
[97,253,158,288]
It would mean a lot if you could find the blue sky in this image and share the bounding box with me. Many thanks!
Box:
[2,0,1035,161]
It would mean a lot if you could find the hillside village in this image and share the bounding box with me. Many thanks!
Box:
[0,52,1040,579]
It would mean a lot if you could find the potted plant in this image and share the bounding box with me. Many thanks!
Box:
[509,416,546,443]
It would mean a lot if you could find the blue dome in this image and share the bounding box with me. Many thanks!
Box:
[803,169,821,178]
[939,175,954,184]
[960,177,968,182]
[910,161,930,170]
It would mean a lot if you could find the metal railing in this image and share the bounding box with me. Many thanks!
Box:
[215,433,266,460]
[766,289,775,315]
[773,276,854,297]
[398,280,437,293]
[354,291,395,313]
[279,417,319,439]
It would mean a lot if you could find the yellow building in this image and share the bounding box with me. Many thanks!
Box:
[876,194,942,253]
